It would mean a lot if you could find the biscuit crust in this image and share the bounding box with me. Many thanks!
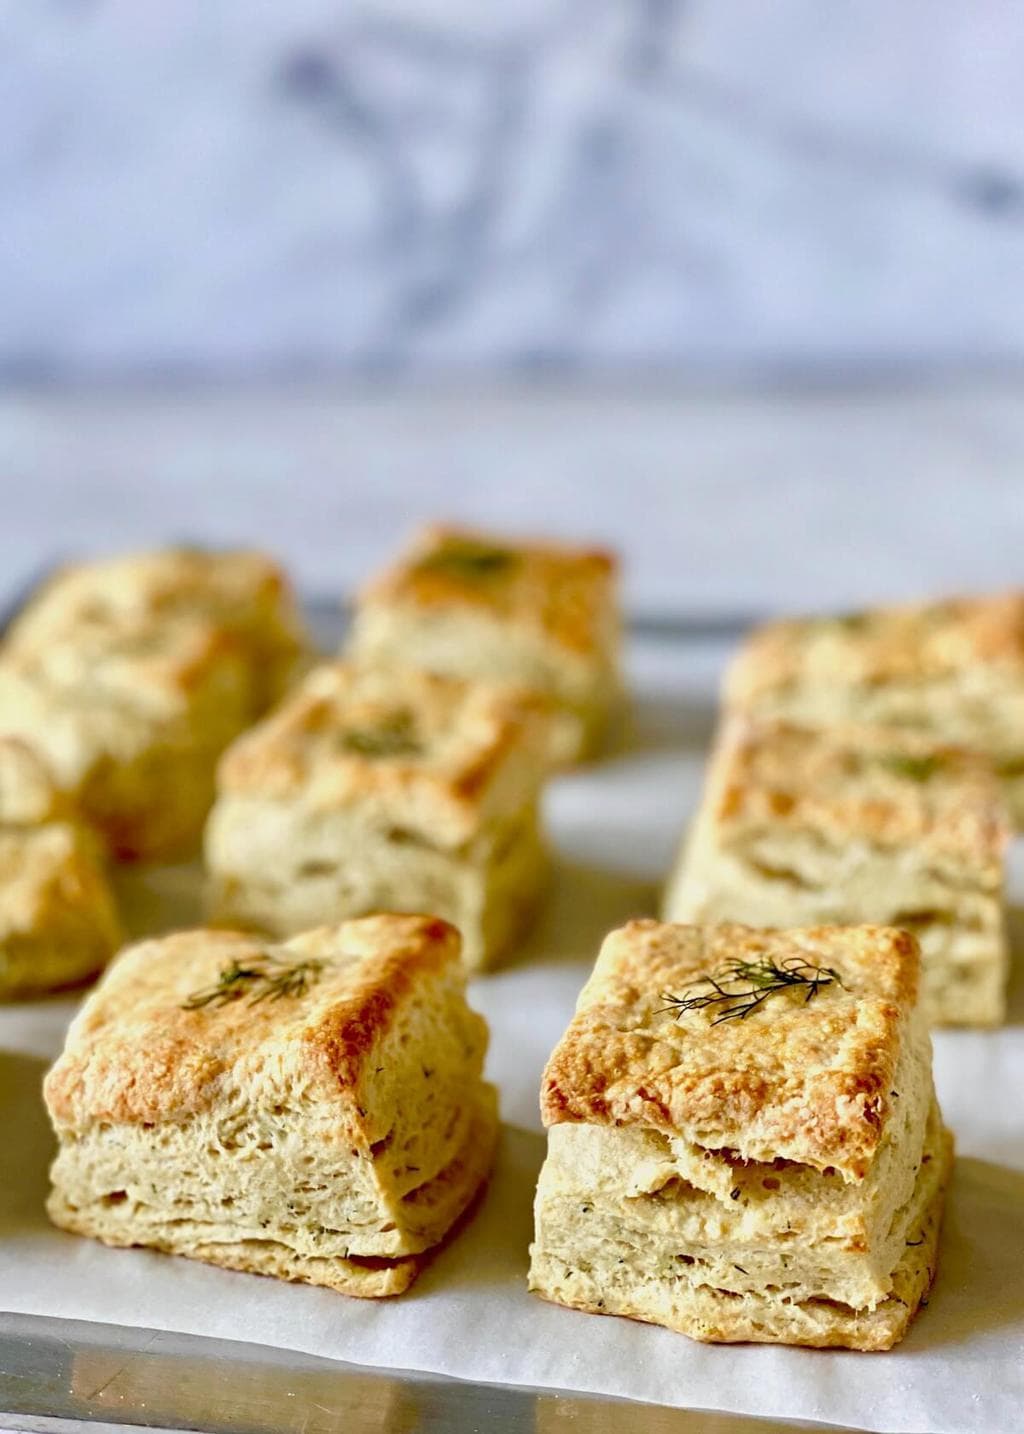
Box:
[357,524,618,660]
[664,720,1010,1028]
[0,736,73,826]
[0,738,121,999]
[205,663,551,967]
[48,1084,498,1298]
[725,593,1024,823]
[206,796,548,973]
[529,1122,952,1351]
[0,823,121,998]
[541,920,919,1181]
[214,661,550,851]
[349,525,621,762]
[727,592,1024,702]
[44,915,497,1296]
[0,619,252,860]
[703,718,1009,875]
[6,546,307,713]
[531,919,948,1351]
[45,915,468,1136]
[0,548,309,859]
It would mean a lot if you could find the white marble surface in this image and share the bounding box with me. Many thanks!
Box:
[1,382,1023,615]
[3,1,1024,377]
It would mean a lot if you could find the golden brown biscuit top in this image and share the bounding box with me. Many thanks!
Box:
[358,524,618,659]
[6,547,300,658]
[0,737,69,825]
[44,914,470,1141]
[727,591,1024,706]
[0,822,104,934]
[706,718,1009,874]
[1,611,248,718]
[541,920,920,1181]
[216,661,549,846]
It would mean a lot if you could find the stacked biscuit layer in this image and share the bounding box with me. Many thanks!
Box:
[45,914,497,1296]
[0,737,121,997]
[665,718,1010,1026]
[530,920,952,1350]
[0,548,307,860]
[727,592,1024,825]
[206,661,552,970]
[348,524,621,763]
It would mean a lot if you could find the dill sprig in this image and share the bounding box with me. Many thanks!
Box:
[877,752,942,783]
[831,610,872,632]
[182,955,328,1010]
[339,709,422,759]
[660,957,842,1026]
[417,541,517,580]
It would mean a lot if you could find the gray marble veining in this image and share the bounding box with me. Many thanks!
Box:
[3,1,1024,377]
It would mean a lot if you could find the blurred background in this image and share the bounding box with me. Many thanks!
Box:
[2,0,1023,614]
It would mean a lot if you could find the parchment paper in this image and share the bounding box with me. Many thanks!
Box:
[2,640,1023,1434]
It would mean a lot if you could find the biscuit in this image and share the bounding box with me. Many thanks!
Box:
[348,525,621,762]
[0,738,121,998]
[529,920,952,1350]
[205,661,551,970]
[664,719,1010,1026]
[726,592,1024,824]
[0,547,308,860]
[44,915,498,1296]
[0,616,252,860]
[0,732,72,826]
[6,546,307,714]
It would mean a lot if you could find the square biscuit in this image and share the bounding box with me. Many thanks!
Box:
[205,661,551,970]
[725,592,1024,824]
[348,525,621,762]
[0,738,121,998]
[529,920,952,1350]
[44,914,498,1297]
[664,719,1011,1026]
[541,921,920,1178]
[0,614,253,860]
[6,546,308,715]
[0,731,73,826]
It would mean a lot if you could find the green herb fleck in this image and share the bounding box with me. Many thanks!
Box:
[416,540,517,580]
[182,955,328,1010]
[824,610,872,633]
[339,709,422,759]
[660,957,843,1026]
[878,752,942,783]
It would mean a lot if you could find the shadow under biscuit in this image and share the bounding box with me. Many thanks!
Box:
[609,688,720,763]
[472,857,660,1130]
[515,856,659,974]
[0,1051,54,1236]
[901,1155,1024,1350]
[467,854,653,1135]
[1002,904,1024,1025]
[111,858,207,943]
[409,1125,545,1298]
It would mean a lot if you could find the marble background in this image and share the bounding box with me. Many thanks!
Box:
[4,1,1024,378]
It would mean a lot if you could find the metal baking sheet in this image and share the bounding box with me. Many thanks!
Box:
[1,1310,849,1434]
